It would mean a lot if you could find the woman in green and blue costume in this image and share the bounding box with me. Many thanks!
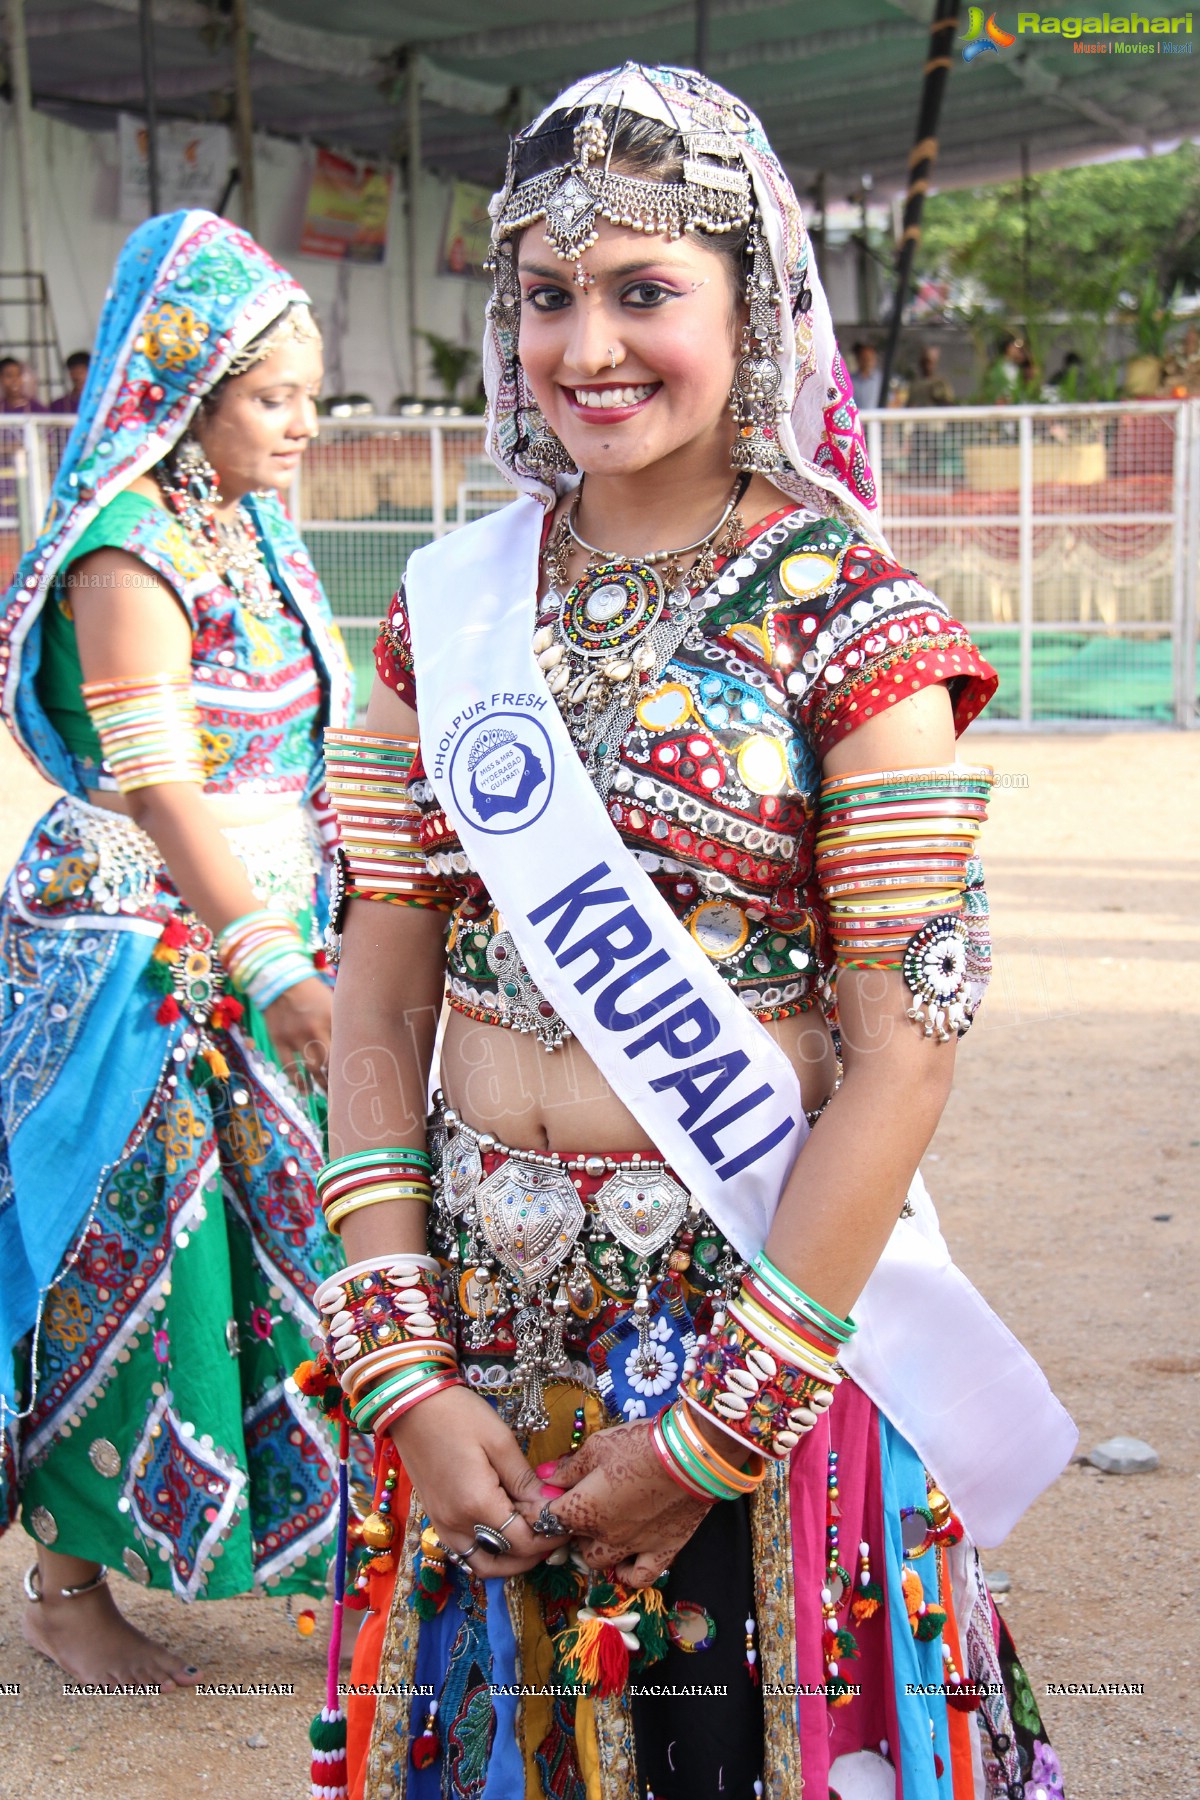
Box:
[0,211,353,1687]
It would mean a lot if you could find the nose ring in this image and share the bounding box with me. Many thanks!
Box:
[608,346,618,370]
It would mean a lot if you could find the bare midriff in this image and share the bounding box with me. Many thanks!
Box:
[438,1004,838,1156]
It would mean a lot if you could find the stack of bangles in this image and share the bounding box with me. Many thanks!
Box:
[317,1146,433,1235]
[313,1254,462,1435]
[215,908,315,1010]
[653,1251,856,1502]
[323,728,451,910]
[81,672,205,791]
[815,763,993,1040]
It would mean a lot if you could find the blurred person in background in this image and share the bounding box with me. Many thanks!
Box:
[0,211,354,1689]
[849,338,883,410]
[907,345,957,481]
[48,350,92,414]
[0,357,38,413]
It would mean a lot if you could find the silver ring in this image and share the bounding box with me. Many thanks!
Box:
[533,1504,567,1538]
[608,346,618,369]
[472,1521,513,1557]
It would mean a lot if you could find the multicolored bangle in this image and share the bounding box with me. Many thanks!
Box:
[82,672,206,792]
[680,1253,852,1461]
[815,764,994,1039]
[215,908,313,1009]
[651,1400,766,1503]
[317,1147,434,1234]
[323,728,452,911]
[313,1255,463,1433]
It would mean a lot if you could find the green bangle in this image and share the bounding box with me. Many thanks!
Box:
[750,1253,856,1340]
[660,1407,742,1502]
[350,1366,444,1429]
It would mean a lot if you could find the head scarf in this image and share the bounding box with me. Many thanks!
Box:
[483,62,881,540]
[0,210,317,788]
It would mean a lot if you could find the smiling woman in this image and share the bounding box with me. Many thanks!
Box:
[0,212,353,1693]
[327,63,1073,1800]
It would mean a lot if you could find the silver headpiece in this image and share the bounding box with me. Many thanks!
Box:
[225,302,321,378]
[493,110,752,263]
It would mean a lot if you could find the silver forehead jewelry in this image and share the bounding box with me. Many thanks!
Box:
[497,111,751,264]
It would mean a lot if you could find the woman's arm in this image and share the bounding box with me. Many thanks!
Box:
[327,676,553,1575]
[70,547,331,1083]
[763,681,960,1316]
[327,680,446,1261]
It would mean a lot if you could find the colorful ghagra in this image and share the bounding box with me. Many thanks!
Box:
[0,209,354,1598]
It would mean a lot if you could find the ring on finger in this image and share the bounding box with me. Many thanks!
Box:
[533,1504,567,1538]
[472,1521,513,1557]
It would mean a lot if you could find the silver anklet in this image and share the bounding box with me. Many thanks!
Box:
[24,1561,109,1602]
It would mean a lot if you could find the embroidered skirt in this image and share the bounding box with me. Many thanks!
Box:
[0,797,343,1598]
[348,1113,1066,1799]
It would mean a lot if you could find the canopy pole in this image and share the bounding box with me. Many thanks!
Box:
[232,0,258,238]
[694,0,711,73]
[138,0,161,214]
[879,0,958,401]
[407,52,422,395]
[5,0,45,372]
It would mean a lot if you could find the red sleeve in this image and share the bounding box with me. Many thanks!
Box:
[373,585,416,708]
[787,541,997,756]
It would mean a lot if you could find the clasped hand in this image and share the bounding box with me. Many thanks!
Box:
[390,1391,712,1589]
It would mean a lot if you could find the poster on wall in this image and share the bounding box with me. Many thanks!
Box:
[118,114,231,222]
[299,149,392,263]
[439,181,492,279]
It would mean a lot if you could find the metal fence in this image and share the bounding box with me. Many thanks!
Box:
[3,403,1197,727]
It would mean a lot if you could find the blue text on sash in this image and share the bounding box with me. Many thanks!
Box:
[527,862,795,1181]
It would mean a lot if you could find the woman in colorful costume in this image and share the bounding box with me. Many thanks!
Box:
[0,211,354,1686]
[321,66,1074,1800]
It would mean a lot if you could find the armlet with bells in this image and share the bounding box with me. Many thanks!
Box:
[814,763,994,1040]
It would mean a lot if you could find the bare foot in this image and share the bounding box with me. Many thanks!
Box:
[23,1571,198,1692]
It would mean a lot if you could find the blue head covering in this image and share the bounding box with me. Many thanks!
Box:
[0,210,333,789]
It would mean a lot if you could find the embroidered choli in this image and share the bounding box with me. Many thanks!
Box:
[374,506,997,1026]
[35,489,333,802]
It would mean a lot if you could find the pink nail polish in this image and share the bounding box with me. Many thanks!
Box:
[535,1461,557,1477]
[540,1482,565,1499]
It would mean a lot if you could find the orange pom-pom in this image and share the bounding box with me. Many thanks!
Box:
[296,1608,316,1637]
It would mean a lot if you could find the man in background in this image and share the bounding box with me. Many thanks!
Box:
[850,341,883,411]
[907,345,956,408]
[0,357,38,413]
[48,351,91,414]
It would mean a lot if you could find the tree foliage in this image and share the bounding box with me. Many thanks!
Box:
[915,143,1200,395]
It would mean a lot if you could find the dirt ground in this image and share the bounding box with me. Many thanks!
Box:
[0,725,1195,1800]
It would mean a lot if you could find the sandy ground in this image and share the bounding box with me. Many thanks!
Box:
[0,725,1196,1800]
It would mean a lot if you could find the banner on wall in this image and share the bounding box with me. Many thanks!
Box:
[299,149,392,263]
[439,181,492,280]
[117,114,231,222]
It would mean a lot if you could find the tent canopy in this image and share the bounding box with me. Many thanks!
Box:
[19,0,1200,195]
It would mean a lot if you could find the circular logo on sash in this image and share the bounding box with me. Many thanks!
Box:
[449,712,554,835]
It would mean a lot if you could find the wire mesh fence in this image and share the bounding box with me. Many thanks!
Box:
[2,405,1197,727]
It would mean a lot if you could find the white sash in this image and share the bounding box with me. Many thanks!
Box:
[406,497,1076,1544]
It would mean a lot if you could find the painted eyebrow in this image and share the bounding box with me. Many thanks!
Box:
[517,259,687,281]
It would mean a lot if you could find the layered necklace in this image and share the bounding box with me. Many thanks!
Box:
[155,436,281,620]
[537,476,746,749]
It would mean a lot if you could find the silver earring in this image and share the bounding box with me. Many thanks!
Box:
[521,401,575,477]
[729,228,786,475]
